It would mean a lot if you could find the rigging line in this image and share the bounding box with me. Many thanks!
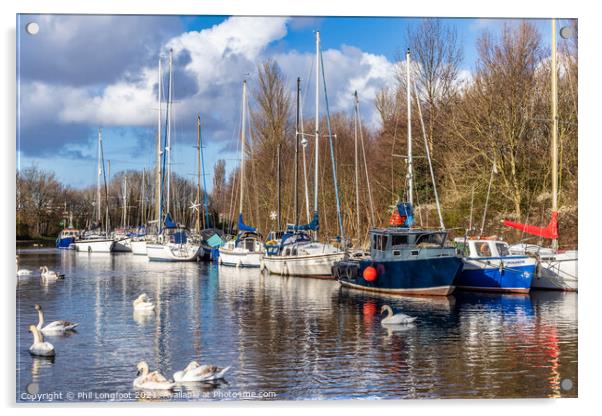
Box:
[245,91,261,228]
[319,47,345,243]
[413,80,445,230]
[480,158,497,236]
[356,93,376,227]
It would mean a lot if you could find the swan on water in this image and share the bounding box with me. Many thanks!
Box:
[173,360,231,382]
[28,324,55,357]
[16,256,32,277]
[380,305,417,325]
[39,266,65,281]
[133,361,175,390]
[35,304,78,334]
[133,293,155,311]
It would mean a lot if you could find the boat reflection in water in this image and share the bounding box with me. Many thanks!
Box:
[16,251,577,401]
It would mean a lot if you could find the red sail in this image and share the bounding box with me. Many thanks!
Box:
[502,211,558,239]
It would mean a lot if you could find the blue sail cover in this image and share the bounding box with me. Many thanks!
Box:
[397,202,414,228]
[287,211,319,232]
[164,213,177,229]
[237,213,257,233]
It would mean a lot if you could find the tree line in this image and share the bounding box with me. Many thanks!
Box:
[17,20,577,249]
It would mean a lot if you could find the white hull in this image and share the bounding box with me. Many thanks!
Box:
[74,239,114,253]
[131,240,147,255]
[262,251,345,276]
[112,238,132,252]
[532,251,578,291]
[146,243,202,262]
[218,249,262,268]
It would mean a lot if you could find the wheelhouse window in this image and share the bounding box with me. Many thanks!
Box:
[475,242,492,257]
[496,243,510,257]
[372,234,389,251]
[391,234,408,247]
[415,233,445,247]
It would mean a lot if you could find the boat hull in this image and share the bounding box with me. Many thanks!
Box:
[74,239,115,253]
[456,256,536,293]
[218,249,262,268]
[262,252,345,277]
[130,240,147,255]
[532,251,578,291]
[112,238,132,253]
[334,256,462,296]
[56,237,76,249]
[146,243,202,262]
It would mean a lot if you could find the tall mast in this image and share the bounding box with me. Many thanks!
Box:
[199,115,209,228]
[551,19,559,250]
[96,128,102,225]
[122,174,128,228]
[354,91,361,242]
[196,114,202,233]
[294,77,300,226]
[314,31,320,215]
[166,49,173,215]
[406,49,414,206]
[239,80,247,215]
[277,143,281,229]
[140,168,146,226]
[155,58,162,226]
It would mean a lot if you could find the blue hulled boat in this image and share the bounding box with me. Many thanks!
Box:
[333,203,463,296]
[56,228,80,249]
[454,238,536,293]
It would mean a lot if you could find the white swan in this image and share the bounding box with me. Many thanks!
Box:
[380,305,417,325]
[16,257,32,277]
[35,304,78,334]
[173,360,231,382]
[133,361,175,390]
[28,324,55,357]
[133,293,155,311]
[39,266,65,281]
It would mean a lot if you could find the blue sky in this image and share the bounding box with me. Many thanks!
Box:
[16,14,568,189]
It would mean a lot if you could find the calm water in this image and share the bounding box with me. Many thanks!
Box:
[16,249,578,402]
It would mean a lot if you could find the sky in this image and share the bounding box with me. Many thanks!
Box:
[16,14,566,190]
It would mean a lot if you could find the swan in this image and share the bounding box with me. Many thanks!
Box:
[133,293,155,311]
[380,305,417,325]
[39,266,65,281]
[133,361,175,390]
[173,360,231,382]
[35,304,78,334]
[28,324,55,357]
[16,257,32,277]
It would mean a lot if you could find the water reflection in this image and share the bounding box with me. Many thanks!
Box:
[16,250,577,401]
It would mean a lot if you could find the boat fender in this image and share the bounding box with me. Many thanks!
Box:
[363,266,377,282]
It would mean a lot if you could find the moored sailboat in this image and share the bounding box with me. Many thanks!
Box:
[219,80,264,268]
[333,49,462,295]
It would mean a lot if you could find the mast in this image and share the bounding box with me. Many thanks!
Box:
[140,169,146,226]
[551,18,559,250]
[155,58,162,227]
[96,129,102,226]
[122,174,128,228]
[196,114,201,233]
[199,116,210,228]
[166,49,173,215]
[406,49,414,206]
[354,91,361,242]
[294,77,300,226]
[314,31,320,216]
[239,80,247,216]
[277,143,281,230]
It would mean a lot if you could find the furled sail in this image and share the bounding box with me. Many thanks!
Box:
[237,213,257,233]
[502,211,558,239]
[287,211,319,232]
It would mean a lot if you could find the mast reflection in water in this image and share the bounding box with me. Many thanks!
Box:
[16,250,577,401]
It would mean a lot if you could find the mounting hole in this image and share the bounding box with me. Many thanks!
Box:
[25,22,39,35]
[561,378,573,391]
[559,26,573,40]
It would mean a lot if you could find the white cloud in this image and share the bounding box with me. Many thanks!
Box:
[22,16,399,147]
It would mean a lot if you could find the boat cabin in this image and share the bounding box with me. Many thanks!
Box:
[58,229,80,239]
[454,238,511,259]
[369,228,452,262]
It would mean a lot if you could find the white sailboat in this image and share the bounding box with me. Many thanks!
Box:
[503,19,577,291]
[146,49,202,262]
[74,128,115,253]
[219,80,264,268]
[262,32,345,277]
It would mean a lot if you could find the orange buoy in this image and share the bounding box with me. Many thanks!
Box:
[363,266,378,282]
